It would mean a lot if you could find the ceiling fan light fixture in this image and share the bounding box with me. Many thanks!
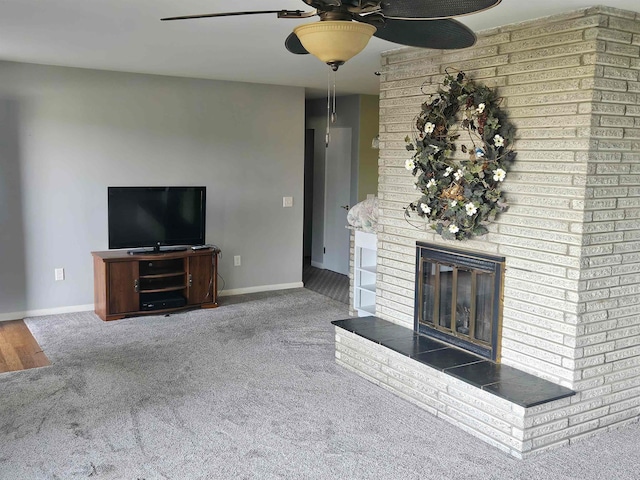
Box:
[293,21,376,69]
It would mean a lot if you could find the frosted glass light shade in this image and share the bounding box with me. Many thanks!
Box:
[293,21,376,67]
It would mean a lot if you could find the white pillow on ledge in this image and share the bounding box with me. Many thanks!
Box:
[347,196,378,233]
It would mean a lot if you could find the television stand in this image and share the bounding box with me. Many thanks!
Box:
[92,248,218,321]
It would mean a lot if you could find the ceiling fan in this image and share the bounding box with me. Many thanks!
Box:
[162,0,502,70]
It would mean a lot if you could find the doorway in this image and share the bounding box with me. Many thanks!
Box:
[302,127,351,303]
[302,128,351,304]
[306,127,352,275]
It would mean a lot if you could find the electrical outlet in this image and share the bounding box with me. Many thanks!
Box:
[283,196,293,208]
[234,255,241,267]
[55,268,65,281]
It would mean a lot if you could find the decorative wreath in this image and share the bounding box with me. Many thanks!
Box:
[405,71,517,240]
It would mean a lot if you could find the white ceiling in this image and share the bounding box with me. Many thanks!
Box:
[0,1,638,97]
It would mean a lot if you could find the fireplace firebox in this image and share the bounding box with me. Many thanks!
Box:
[415,243,504,361]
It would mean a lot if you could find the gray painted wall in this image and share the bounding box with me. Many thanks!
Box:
[0,61,305,316]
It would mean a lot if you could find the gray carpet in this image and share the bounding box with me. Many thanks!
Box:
[303,262,349,304]
[1,289,638,479]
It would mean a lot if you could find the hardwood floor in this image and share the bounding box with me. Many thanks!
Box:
[0,320,50,373]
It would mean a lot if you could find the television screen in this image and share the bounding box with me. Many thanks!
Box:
[108,186,206,251]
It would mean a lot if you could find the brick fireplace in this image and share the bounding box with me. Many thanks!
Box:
[340,6,640,457]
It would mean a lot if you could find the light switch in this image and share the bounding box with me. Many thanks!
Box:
[283,196,293,208]
[55,268,65,281]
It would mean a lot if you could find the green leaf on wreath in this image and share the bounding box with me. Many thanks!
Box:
[473,226,489,236]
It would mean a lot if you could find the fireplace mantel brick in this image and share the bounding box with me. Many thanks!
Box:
[343,5,640,457]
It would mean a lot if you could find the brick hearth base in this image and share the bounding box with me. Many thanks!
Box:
[333,317,583,458]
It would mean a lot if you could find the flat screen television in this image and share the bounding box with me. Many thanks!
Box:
[108,186,206,254]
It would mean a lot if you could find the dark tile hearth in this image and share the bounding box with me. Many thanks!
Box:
[446,361,524,388]
[381,335,447,357]
[482,376,578,408]
[414,348,485,371]
[333,316,576,408]
[335,320,409,344]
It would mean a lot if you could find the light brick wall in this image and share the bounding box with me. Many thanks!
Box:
[366,6,640,453]
[377,7,640,392]
[575,7,640,428]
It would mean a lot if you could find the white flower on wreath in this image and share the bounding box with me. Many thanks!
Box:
[454,169,464,181]
[476,103,486,114]
[426,178,437,189]
[405,158,415,171]
[494,134,505,148]
[449,224,460,234]
[443,166,453,177]
[424,122,435,134]
[450,200,458,207]
[429,144,440,153]
[465,202,478,216]
[420,203,431,215]
[493,168,506,182]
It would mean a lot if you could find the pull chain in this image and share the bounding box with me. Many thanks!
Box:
[326,69,331,147]
[325,68,338,147]
[331,69,337,124]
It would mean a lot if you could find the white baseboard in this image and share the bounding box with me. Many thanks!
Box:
[219,282,304,297]
[311,261,324,269]
[0,304,95,322]
[0,283,306,321]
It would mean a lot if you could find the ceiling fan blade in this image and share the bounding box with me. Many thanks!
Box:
[381,0,501,19]
[161,10,314,21]
[371,18,476,49]
[301,0,342,8]
[285,32,309,55]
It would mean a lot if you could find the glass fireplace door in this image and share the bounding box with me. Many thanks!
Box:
[416,243,503,361]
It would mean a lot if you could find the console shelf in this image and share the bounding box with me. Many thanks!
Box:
[140,272,185,279]
[140,286,187,294]
[92,248,219,321]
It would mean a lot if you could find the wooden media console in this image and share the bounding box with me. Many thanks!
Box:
[92,248,219,321]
